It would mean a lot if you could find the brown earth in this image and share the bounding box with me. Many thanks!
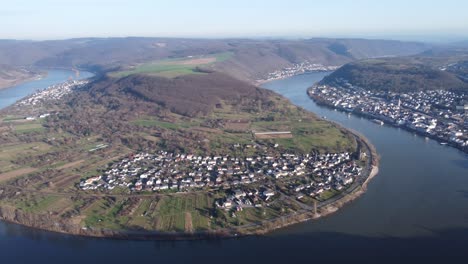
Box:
[185,212,193,233]
[0,167,37,183]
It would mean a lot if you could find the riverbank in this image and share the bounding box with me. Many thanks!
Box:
[0,70,379,241]
[0,125,379,241]
[254,70,333,86]
[0,72,46,91]
[308,92,468,154]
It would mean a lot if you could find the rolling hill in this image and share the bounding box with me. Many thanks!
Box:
[320,57,468,92]
[0,38,429,83]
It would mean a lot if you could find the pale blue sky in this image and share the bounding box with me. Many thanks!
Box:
[1,0,468,41]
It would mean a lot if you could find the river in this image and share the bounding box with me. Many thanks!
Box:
[1,71,468,263]
[0,70,94,109]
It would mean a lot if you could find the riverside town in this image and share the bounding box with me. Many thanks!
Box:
[308,80,468,153]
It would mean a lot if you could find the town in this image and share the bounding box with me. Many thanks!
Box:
[308,81,468,152]
[258,61,339,83]
[17,79,89,107]
[80,150,363,206]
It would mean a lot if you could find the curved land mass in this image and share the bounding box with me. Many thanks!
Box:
[0,69,379,239]
[0,37,440,239]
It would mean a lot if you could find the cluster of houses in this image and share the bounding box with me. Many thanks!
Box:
[79,151,363,197]
[215,188,277,210]
[259,61,339,82]
[291,153,361,199]
[17,79,89,107]
[308,83,468,152]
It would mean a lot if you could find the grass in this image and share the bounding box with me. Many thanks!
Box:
[0,142,50,156]
[111,52,232,78]
[132,117,200,130]
[153,194,212,232]
[2,116,24,122]
[133,119,181,130]
[16,195,61,213]
[13,123,45,134]
[251,119,357,153]
[129,199,154,228]
[83,198,131,230]
[318,190,339,200]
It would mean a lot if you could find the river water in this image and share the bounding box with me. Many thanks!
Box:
[0,70,94,109]
[1,72,468,263]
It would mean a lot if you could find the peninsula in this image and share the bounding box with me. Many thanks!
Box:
[0,37,431,239]
[0,71,377,239]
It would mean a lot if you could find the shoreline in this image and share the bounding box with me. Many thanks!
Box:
[0,129,380,241]
[254,69,334,86]
[308,92,468,155]
[0,72,46,91]
[0,70,380,241]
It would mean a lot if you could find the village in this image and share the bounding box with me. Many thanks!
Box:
[80,150,363,207]
[258,61,339,82]
[308,81,468,152]
[17,79,89,107]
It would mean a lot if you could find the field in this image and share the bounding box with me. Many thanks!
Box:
[0,167,37,183]
[254,131,293,139]
[13,122,45,133]
[111,52,232,78]
[251,119,357,153]
[0,142,51,173]
[224,120,250,132]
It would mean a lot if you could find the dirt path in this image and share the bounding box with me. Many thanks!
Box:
[185,212,193,233]
[56,160,84,170]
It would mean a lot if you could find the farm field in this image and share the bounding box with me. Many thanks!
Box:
[111,52,232,78]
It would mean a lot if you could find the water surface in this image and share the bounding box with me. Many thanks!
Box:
[0,70,94,109]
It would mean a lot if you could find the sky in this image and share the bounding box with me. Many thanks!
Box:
[1,0,468,42]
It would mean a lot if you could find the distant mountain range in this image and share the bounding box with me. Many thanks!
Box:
[0,37,430,83]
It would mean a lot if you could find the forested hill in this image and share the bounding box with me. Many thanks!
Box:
[87,72,274,117]
[320,58,468,92]
[0,38,429,82]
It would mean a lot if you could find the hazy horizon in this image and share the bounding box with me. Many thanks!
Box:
[2,0,468,42]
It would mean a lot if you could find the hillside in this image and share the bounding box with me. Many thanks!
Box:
[320,58,468,92]
[0,65,43,90]
[87,72,273,117]
[0,38,429,83]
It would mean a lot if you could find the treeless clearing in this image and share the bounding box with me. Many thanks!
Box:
[171,57,216,65]
[44,197,72,214]
[50,174,80,189]
[185,212,193,233]
[225,121,250,131]
[56,159,84,170]
[191,126,222,134]
[255,132,293,139]
[0,167,36,182]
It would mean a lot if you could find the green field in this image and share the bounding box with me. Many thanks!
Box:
[15,195,62,213]
[111,52,232,78]
[13,123,45,133]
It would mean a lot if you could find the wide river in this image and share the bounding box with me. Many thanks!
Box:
[1,71,468,263]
